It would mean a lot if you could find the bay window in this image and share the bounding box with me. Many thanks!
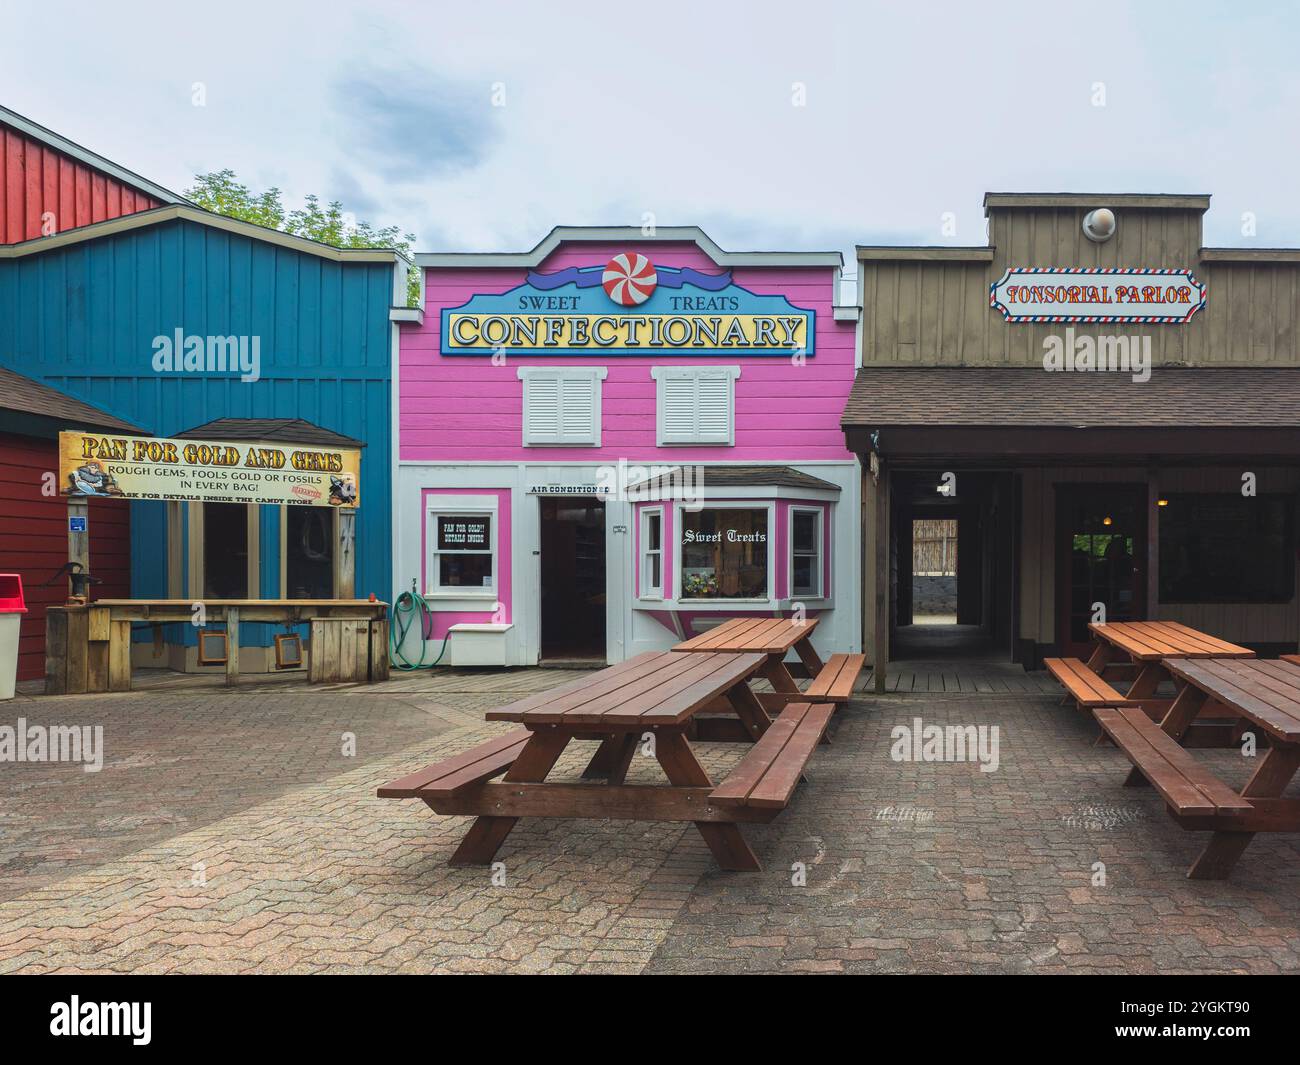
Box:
[790,507,823,598]
[680,507,770,600]
[640,508,664,598]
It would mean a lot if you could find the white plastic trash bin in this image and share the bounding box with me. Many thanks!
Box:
[0,574,28,700]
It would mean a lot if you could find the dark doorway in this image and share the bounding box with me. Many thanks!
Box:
[540,497,606,660]
[286,506,334,599]
[203,501,248,598]
[1056,484,1148,657]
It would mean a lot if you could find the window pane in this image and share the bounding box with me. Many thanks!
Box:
[680,508,768,599]
[793,510,818,554]
[650,553,661,590]
[1159,494,1294,603]
[793,556,816,597]
[647,512,661,551]
[440,553,494,588]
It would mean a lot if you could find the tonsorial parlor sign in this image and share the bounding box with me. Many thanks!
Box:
[442,251,815,356]
[58,431,361,508]
[990,267,1206,324]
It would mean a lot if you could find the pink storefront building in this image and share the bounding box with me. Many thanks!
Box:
[393,227,862,667]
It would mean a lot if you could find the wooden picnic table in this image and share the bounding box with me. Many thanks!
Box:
[1086,620,1254,714]
[1096,656,1300,879]
[379,649,835,871]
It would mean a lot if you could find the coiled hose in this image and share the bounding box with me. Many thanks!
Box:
[389,587,451,670]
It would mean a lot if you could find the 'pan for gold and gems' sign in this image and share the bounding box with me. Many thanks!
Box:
[59,431,360,508]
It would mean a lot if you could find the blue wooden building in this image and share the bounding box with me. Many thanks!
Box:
[0,205,408,673]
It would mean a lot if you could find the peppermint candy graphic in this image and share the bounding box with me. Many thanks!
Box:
[602,252,657,306]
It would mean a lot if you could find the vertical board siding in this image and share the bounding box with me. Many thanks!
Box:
[862,206,1300,367]
[0,218,394,644]
[403,241,857,463]
[0,432,131,679]
[0,125,160,243]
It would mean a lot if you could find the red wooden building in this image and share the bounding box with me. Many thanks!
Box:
[0,103,184,243]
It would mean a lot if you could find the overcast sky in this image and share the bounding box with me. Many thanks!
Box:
[4,0,1297,260]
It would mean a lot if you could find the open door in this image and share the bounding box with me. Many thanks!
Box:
[539,497,606,660]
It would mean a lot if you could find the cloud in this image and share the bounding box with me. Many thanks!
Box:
[331,68,499,180]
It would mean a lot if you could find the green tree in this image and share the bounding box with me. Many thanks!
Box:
[186,170,421,306]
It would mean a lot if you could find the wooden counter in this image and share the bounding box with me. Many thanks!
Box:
[45,599,390,693]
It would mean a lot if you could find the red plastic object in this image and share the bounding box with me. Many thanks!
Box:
[0,574,26,613]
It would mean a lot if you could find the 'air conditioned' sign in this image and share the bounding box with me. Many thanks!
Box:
[990,267,1206,324]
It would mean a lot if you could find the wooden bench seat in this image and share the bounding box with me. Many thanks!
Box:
[1044,656,1138,709]
[377,728,531,799]
[710,702,834,809]
[805,653,867,702]
[1094,707,1253,818]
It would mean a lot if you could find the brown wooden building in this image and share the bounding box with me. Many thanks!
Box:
[843,193,1300,688]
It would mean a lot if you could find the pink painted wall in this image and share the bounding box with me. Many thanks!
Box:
[400,240,856,462]
[420,487,512,639]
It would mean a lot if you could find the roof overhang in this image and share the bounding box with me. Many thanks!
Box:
[846,425,1300,468]
[0,205,409,267]
[415,226,843,270]
[983,192,1211,214]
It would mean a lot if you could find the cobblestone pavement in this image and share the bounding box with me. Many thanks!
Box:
[1,669,1298,974]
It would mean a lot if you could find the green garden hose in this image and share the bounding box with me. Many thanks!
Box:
[389,586,451,670]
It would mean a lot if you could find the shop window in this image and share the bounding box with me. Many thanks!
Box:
[518,367,606,446]
[1159,493,1294,604]
[286,506,334,599]
[790,507,823,598]
[652,366,740,445]
[680,507,769,600]
[203,501,248,599]
[430,511,495,594]
[640,508,663,598]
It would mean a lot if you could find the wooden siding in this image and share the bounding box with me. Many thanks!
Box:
[0,432,130,680]
[0,218,396,644]
[0,124,159,244]
[861,205,1300,367]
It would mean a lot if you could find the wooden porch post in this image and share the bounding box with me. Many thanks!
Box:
[870,458,891,694]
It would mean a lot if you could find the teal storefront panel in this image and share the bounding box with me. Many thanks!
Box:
[0,217,396,647]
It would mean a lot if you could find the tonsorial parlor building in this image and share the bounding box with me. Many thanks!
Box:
[844,193,1300,688]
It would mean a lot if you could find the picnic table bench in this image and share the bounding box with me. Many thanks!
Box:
[379,650,834,871]
[1095,657,1300,879]
[673,616,866,718]
[1047,621,1253,743]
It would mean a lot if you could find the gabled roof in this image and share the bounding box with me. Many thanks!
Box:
[416,226,843,269]
[0,103,190,208]
[0,366,144,433]
[174,418,364,449]
[0,204,408,266]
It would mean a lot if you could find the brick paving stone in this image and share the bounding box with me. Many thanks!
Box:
[1,674,1299,973]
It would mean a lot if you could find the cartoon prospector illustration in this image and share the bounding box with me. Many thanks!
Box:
[328,473,357,506]
[66,460,125,497]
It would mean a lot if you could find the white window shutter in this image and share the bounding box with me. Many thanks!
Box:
[525,377,561,442]
[654,367,737,445]
[560,376,596,443]
[695,374,732,442]
[519,368,604,446]
[661,375,698,443]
